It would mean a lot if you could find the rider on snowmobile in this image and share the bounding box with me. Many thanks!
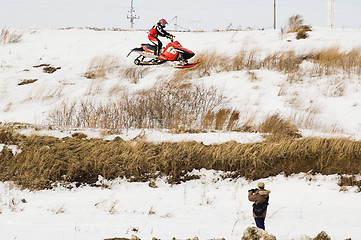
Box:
[148,19,173,56]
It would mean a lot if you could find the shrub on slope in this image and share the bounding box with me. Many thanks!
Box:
[0,28,22,44]
[49,81,241,131]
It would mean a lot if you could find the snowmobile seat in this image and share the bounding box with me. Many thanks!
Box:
[141,44,157,52]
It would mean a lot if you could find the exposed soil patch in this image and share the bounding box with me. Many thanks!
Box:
[33,63,61,74]
[43,66,61,73]
[33,63,50,68]
[18,79,38,86]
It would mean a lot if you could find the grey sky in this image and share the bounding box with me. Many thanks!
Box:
[1,0,361,30]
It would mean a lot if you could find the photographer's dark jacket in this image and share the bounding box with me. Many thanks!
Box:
[248,189,270,218]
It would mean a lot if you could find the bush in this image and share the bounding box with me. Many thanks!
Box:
[296,30,309,40]
[287,15,304,33]
[49,81,238,131]
[0,28,22,44]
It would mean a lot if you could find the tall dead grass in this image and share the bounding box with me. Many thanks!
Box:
[309,47,361,76]
[84,55,120,79]
[287,15,304,33]
[285,15,312,39]
[49,81,239,131]
[170,49,264,82]
[263,50,302,74]
[0,126,16,144]
[0,28,22,44]
[257,114,301,140]
[1,127,361,190]
[172,46,361,83]
[286,15,312,34]
[84,55,150,83]
[171,49,302,82]
[120,65,150,84]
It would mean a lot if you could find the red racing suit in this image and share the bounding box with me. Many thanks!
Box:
[148,23,171,55]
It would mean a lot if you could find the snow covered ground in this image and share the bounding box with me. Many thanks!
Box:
[0,28,361,137]
[1,27,361,136]
[1,27,361,239]
[0,171,361,240]
[1,172,360,240]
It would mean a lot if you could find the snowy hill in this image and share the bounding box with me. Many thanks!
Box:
[1,28,361,240]
[1,27,361,138]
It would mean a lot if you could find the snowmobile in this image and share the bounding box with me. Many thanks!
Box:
[127,36,197,69]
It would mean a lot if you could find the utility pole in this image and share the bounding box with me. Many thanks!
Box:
[174,16,178,31]
[328,0,336,28]
[127,0,139,29]
[273,0,276,29]
[170,16,178,31]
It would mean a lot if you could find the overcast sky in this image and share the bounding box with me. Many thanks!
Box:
[1,0,361,30]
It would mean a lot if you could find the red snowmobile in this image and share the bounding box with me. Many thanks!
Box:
[127,36,197,69]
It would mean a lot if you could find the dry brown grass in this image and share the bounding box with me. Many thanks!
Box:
[170,51,229,82]
[232,49,262,71]
[108,84,125,97]
[287,15,304,33]
[170,49,259,83]
[49,81,233,131]
[170,48,306,83]
[247,71,258,82]
[200,111,216,130]
[309,47,361,76]
[215,109,231,130]
[289,111,320,131]
[263,50,302,74]
[322,77,346,97]
[346,47,361,75]
[194,51,229,76]
[2,126,361,190]
[170,46,361,86]
[338,175,361,192]
[85,55,120,79]
[170,49,263,82]
[0,28,22,44]
[0,126,16,144]
[120,65,150,84]
[227,110,240,131]
[310,47,342,75]
[257,113,301,139]
[296,30,309,40]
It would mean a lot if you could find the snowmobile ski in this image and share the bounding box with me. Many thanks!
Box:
[174,62,198,69]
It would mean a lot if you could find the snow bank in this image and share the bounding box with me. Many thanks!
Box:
[0,172,359,240]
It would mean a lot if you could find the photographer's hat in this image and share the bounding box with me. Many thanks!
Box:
[257,182,265,188]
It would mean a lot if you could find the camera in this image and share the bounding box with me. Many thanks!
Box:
[248,188,258,193]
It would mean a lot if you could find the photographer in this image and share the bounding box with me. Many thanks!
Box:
[248,182,271,230]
